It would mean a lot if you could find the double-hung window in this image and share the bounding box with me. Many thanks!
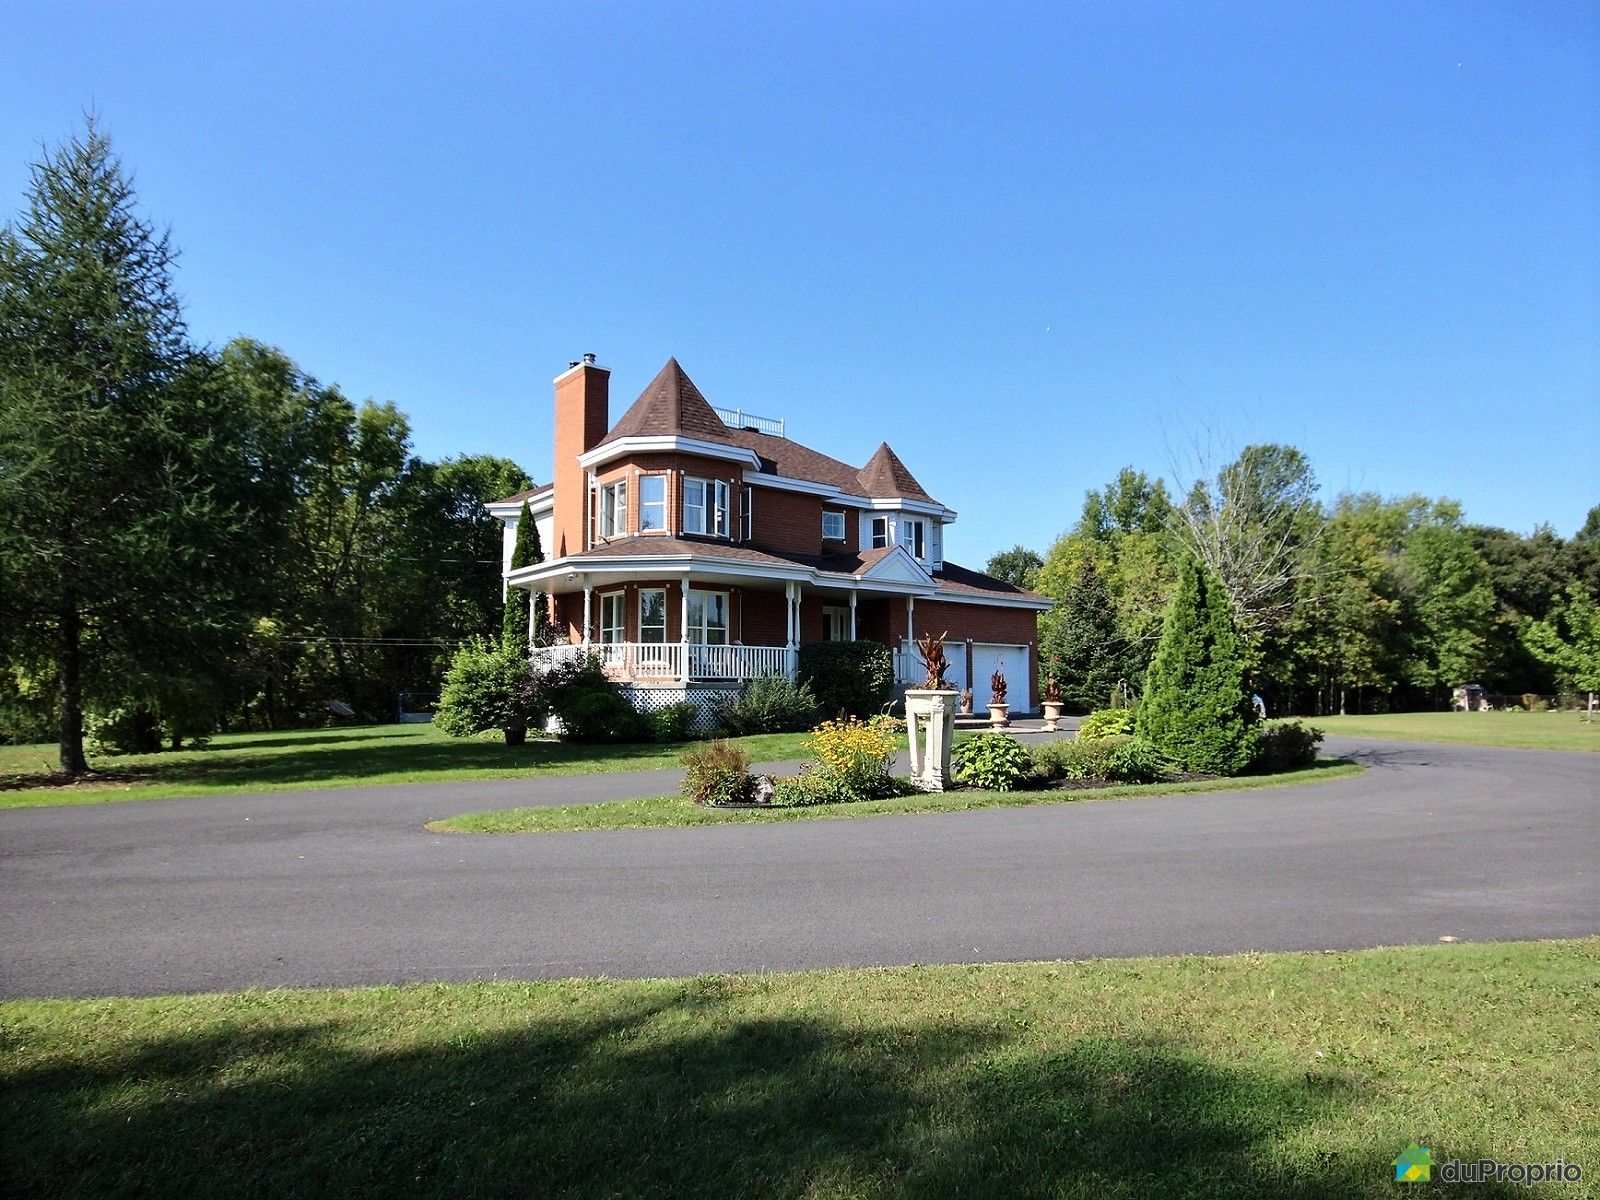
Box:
[870,516,891,550]
[638,474,666,532]
[599,479,627,538]
[638,589,667,643]
[687,590,729,645]
[684,477,729,537]
[899,518,926,559]
[822,510,846,542]
[599,592,626,644]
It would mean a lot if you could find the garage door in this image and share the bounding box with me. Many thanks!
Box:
[972,644,1031,711]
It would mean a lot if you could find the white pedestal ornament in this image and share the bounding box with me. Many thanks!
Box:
[905,688,957,792]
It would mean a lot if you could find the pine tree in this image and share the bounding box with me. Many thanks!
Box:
[0,121,257,773]
[1040,559,1141,710]
[1136,555,1261,774]
[501,500,547,653]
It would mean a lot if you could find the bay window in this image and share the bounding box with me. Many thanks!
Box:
[687,590,729,645]
[639,474,666,532]
[599,591,626,643]
[871,515,890,549]
[599,479,627,538]
[899,518,926,559]
[638,589,666,643]
[684,477,729,537]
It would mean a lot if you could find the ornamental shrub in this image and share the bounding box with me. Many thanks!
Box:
[712,675,819,736]
[950,733,1035,791]
[650,701,700,743]
[805,716,896,800]
[436,639,544,745]
[1252,721,1324,772]
[1136,556,1260,776]
[770,768,849,807]
[1031,735,1168,784]
[680,741,754,805]
[545,656,649,743]
[1077,708,1136,742]
[797,640,894,718]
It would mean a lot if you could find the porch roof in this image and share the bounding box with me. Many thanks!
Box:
[508,536,1052,609]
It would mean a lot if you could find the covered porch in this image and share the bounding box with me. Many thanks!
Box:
[522,568,931,687]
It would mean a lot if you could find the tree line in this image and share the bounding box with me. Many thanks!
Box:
[0,123,529,769]
[987,453,1600,715]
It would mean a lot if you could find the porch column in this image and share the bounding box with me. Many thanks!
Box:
[679,575,692,684]
[785,582,800,679]
[905,595,915,643]
[527,586,538,650]
[848,589,858,641]
[581,575,593,647]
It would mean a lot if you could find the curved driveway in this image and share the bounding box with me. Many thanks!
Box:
[1,737,1595,998]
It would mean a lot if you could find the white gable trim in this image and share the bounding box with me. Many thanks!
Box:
[859,544,933,585]
[485,492,554,521]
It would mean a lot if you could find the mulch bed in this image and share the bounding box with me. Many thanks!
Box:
[0,770,153,792]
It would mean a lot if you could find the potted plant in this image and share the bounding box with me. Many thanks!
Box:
[1041,673,1064,731]
[988,667,1010,728]
[904,630,958,791]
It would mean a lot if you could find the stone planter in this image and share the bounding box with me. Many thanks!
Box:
[1041,701,1064,732]
[988,702,1010,728]
[904,688,958,791]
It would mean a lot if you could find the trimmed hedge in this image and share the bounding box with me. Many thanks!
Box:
[797,640,894,718]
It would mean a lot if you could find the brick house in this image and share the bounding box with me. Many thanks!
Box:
[488,355,1051,712]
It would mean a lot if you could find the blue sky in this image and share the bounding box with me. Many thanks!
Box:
[4,1,1596,564]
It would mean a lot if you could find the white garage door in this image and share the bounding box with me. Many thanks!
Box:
[973,644,1031,711]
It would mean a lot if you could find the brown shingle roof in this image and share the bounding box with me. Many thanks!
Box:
[490,483,552,506]
[599,358,728,445]
[932,561,1048,601]
[858,442,935,503]
[593,358,944,506]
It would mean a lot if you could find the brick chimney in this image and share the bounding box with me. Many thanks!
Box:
[552,354,609,558]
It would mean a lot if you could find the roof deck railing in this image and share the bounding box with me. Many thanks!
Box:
[712,406,786,438]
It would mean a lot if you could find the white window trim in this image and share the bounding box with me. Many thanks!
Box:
[822,510,847,541]
[871,515,891,550]
[740,484,753,542]
[684,477,730,538]
[599,479,628,539]
[638,587,667,644]
[900,517,925,559]
[638,473,667,534]
[823,605,851,642]
[599,590,626,644]
[687,588,730,645]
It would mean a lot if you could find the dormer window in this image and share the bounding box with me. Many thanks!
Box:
[870,516,890,549]
[899,518,926,559]
[822,510,846,542]
[684,477,729,537]
[599,480,627,538]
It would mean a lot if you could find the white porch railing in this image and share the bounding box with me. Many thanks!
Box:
[530,642,794,683]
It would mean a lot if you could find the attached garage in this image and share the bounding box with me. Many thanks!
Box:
[971,643,1031,711]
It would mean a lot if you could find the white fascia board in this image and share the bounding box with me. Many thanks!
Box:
[931,590,1055,611]
[744,472,957,520]
[864,497,958,521]
[578,436,762,471]
[508,554,811,589]
[485,493,554,521]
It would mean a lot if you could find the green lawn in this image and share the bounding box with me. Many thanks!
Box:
[2,939,1593,1198]
[1309,710,1600,752]
[432,759,1364,834]
[0,724,815,808]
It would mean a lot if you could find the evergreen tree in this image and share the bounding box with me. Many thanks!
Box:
[1040,559,1141,710]
[501,501,547,653]
[1136,556,1260,774]
[0,122,258,772]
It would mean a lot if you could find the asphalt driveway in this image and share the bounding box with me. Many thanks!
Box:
[1,736,1595,998]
